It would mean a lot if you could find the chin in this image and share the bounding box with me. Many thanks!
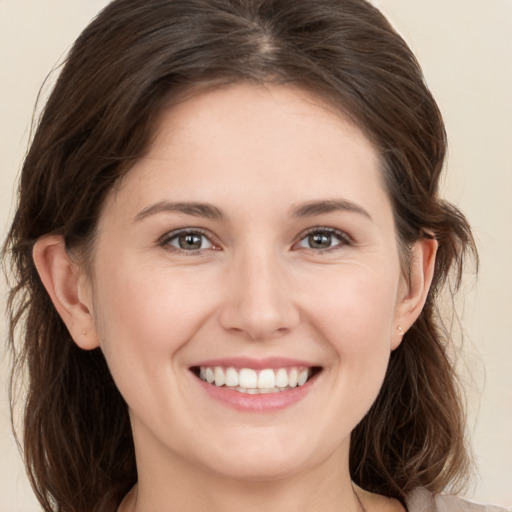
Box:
[205,456,305,483]
[191,432,334,483]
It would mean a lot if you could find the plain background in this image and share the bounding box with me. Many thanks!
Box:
[1,1,511,510]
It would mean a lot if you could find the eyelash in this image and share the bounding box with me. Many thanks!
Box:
[294,227,352,253]
[159,228,219,256]
[159,227,352,255]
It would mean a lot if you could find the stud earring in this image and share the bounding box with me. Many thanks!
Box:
[397,325,405,336]
[81,330,87,336]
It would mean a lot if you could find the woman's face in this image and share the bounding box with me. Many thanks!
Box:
[85,84,411,482]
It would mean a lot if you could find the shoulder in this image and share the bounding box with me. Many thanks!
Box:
[405,488,511,512]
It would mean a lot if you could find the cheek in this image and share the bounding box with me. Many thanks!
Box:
[91,260,219,384]
[299,263,399,405]
[302,265,399,346]
[89,264,224,434]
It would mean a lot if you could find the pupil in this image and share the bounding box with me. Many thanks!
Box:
[309,233,331,248]
[179,233,202,250]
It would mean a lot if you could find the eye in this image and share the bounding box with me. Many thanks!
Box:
[161,229,216,253]
[295,228,351,251]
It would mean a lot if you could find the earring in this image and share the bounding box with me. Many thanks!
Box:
[397,325,405,336]
[81,330,87,336]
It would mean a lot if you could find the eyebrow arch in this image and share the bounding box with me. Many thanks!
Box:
[291,199,372,221]
[134,201,224,222]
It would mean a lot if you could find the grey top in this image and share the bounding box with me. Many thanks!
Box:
[405,488,511,512]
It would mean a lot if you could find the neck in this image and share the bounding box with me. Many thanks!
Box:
[122,478,364,512]
[121,435,363,512]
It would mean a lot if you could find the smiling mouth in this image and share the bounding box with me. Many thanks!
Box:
[191,366,322,394]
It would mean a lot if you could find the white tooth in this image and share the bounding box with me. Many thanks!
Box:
[246,388,259,394]
[205,367,215,384]
[239,368,258,388]
[258,369,275,389]
[259,388,277,394]
[298,368,309,386]
[225,367,239,387]
[199,367,206,380]
[288,368,298,387]
[214,367,225,386]
[237,387,247,393]
[275,368,288,388]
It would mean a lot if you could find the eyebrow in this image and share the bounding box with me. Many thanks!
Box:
[134,198,372,223]
[134,201,224,222]
[291,199,372,221]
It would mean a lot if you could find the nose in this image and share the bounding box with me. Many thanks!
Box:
[218,249,301,341]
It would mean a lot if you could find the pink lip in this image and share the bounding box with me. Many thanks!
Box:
[190,358,321,413]
[195,376,317,412]
[191,357,317,370]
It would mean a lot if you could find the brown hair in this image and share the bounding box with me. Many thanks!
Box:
[3,0,476,510]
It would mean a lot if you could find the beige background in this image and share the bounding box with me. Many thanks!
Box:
[1,1,511,510]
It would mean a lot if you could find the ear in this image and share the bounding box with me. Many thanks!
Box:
[392,236,438,350]
[32,235,99,350]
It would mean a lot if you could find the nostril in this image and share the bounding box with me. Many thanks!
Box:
[217,281,301,340]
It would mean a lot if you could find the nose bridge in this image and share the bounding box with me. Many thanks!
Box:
[219,244,299,340]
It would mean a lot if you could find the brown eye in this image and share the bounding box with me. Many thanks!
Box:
[296,228,350,251]
[178,233,203,250]
[307,233,333,249]
[164,230,214,252]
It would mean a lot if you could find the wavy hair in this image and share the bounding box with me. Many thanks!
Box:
[3,0,476,510]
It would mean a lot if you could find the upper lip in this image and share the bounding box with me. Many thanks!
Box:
[190,357,320,370]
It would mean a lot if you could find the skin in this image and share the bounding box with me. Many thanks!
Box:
[34,83,437,512]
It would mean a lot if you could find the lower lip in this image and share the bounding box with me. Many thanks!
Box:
[194,374,318,412]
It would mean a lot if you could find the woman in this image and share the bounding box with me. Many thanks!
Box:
[2,0,507,511]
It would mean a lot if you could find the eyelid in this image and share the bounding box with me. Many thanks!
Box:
[158,227,221,253]
[293,226,353,251]
[157,226,352,254]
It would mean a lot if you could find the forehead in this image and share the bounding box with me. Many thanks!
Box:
[103,83,389,224]
[151,82,376,160]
